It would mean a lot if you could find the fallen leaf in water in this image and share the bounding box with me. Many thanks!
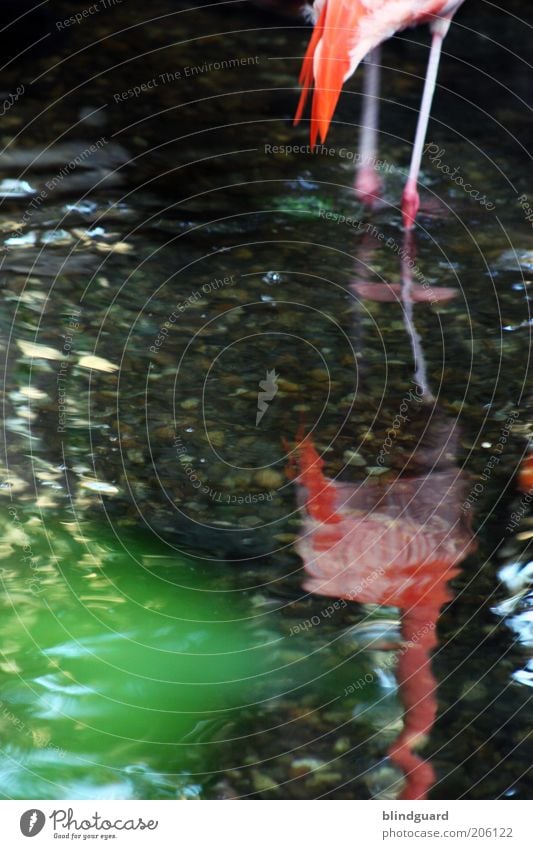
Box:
[0,660,22,674]
[31,728,51,748]
[95,241,133,254]
[80,479,119,495]
[17,340,63,360]
[77,355,118,373]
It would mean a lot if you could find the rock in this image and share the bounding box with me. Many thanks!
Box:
[254,469,283,489]
[343,449,366,467]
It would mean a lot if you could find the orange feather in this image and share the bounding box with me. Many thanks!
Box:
[294,0,371,146]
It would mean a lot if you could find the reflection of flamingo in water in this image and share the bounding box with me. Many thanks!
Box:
[351,227,457,400]
[291,241,475,798]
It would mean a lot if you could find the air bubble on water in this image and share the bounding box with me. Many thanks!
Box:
[285,176,318,191]
[497,561,533,594]
[177,783,202,800]
[124,763,149,775]
[5,231,37,247]
[498,250,533,272]
[503,318,533,332]
[507,607,533,648]
[260,294,276,303]
[375,667,396,691]
[65,201,98,215]
[262,271,283,285]
[41,229,72,245]
[512,660,533,687]
[0,178,36,198]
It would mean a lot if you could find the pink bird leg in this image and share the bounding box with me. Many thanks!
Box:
[294,0,465,227]
[355,46,382,206]
[402,14,454,228]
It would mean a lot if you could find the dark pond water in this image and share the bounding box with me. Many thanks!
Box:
[0,0,531,799]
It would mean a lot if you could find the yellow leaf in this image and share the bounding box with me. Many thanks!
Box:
[77,355,118,373]
[17,340,63,360]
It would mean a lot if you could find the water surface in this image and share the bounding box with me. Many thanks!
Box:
[0,0,531,799]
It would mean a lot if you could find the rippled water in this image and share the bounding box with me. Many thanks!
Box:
[0,0,531,799]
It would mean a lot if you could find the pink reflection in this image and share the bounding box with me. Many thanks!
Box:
[351,282,457,304]
[294,428,475,798]
[293,223,472,797]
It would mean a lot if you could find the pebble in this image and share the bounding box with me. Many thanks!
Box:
[152,425,175,439]
[343,449,366,467]
[309,369,330,382]
[222,473,252,489]
[233,248,252,259]
[333,737,351,755]
[274,533,296,544]
[240,516,262,528]
[254,469,283,489]
[278,379,299,392]
[208,430,225,448]
[252,770,279,794]
[307,770,343,788]
[289,758,326,779]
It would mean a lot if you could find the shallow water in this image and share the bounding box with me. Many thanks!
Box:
[0,0,531,799]
[0,518,372,799]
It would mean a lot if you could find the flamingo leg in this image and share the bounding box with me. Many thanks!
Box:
[388,608,441,799]
[400,230,435,402]
[355,46,382,207]
[402,15,453,230]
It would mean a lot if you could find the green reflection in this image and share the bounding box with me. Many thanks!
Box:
[0,510,373,800]
[0,512,281,799]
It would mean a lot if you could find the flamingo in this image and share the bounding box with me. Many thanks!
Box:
[294,0,465,228]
